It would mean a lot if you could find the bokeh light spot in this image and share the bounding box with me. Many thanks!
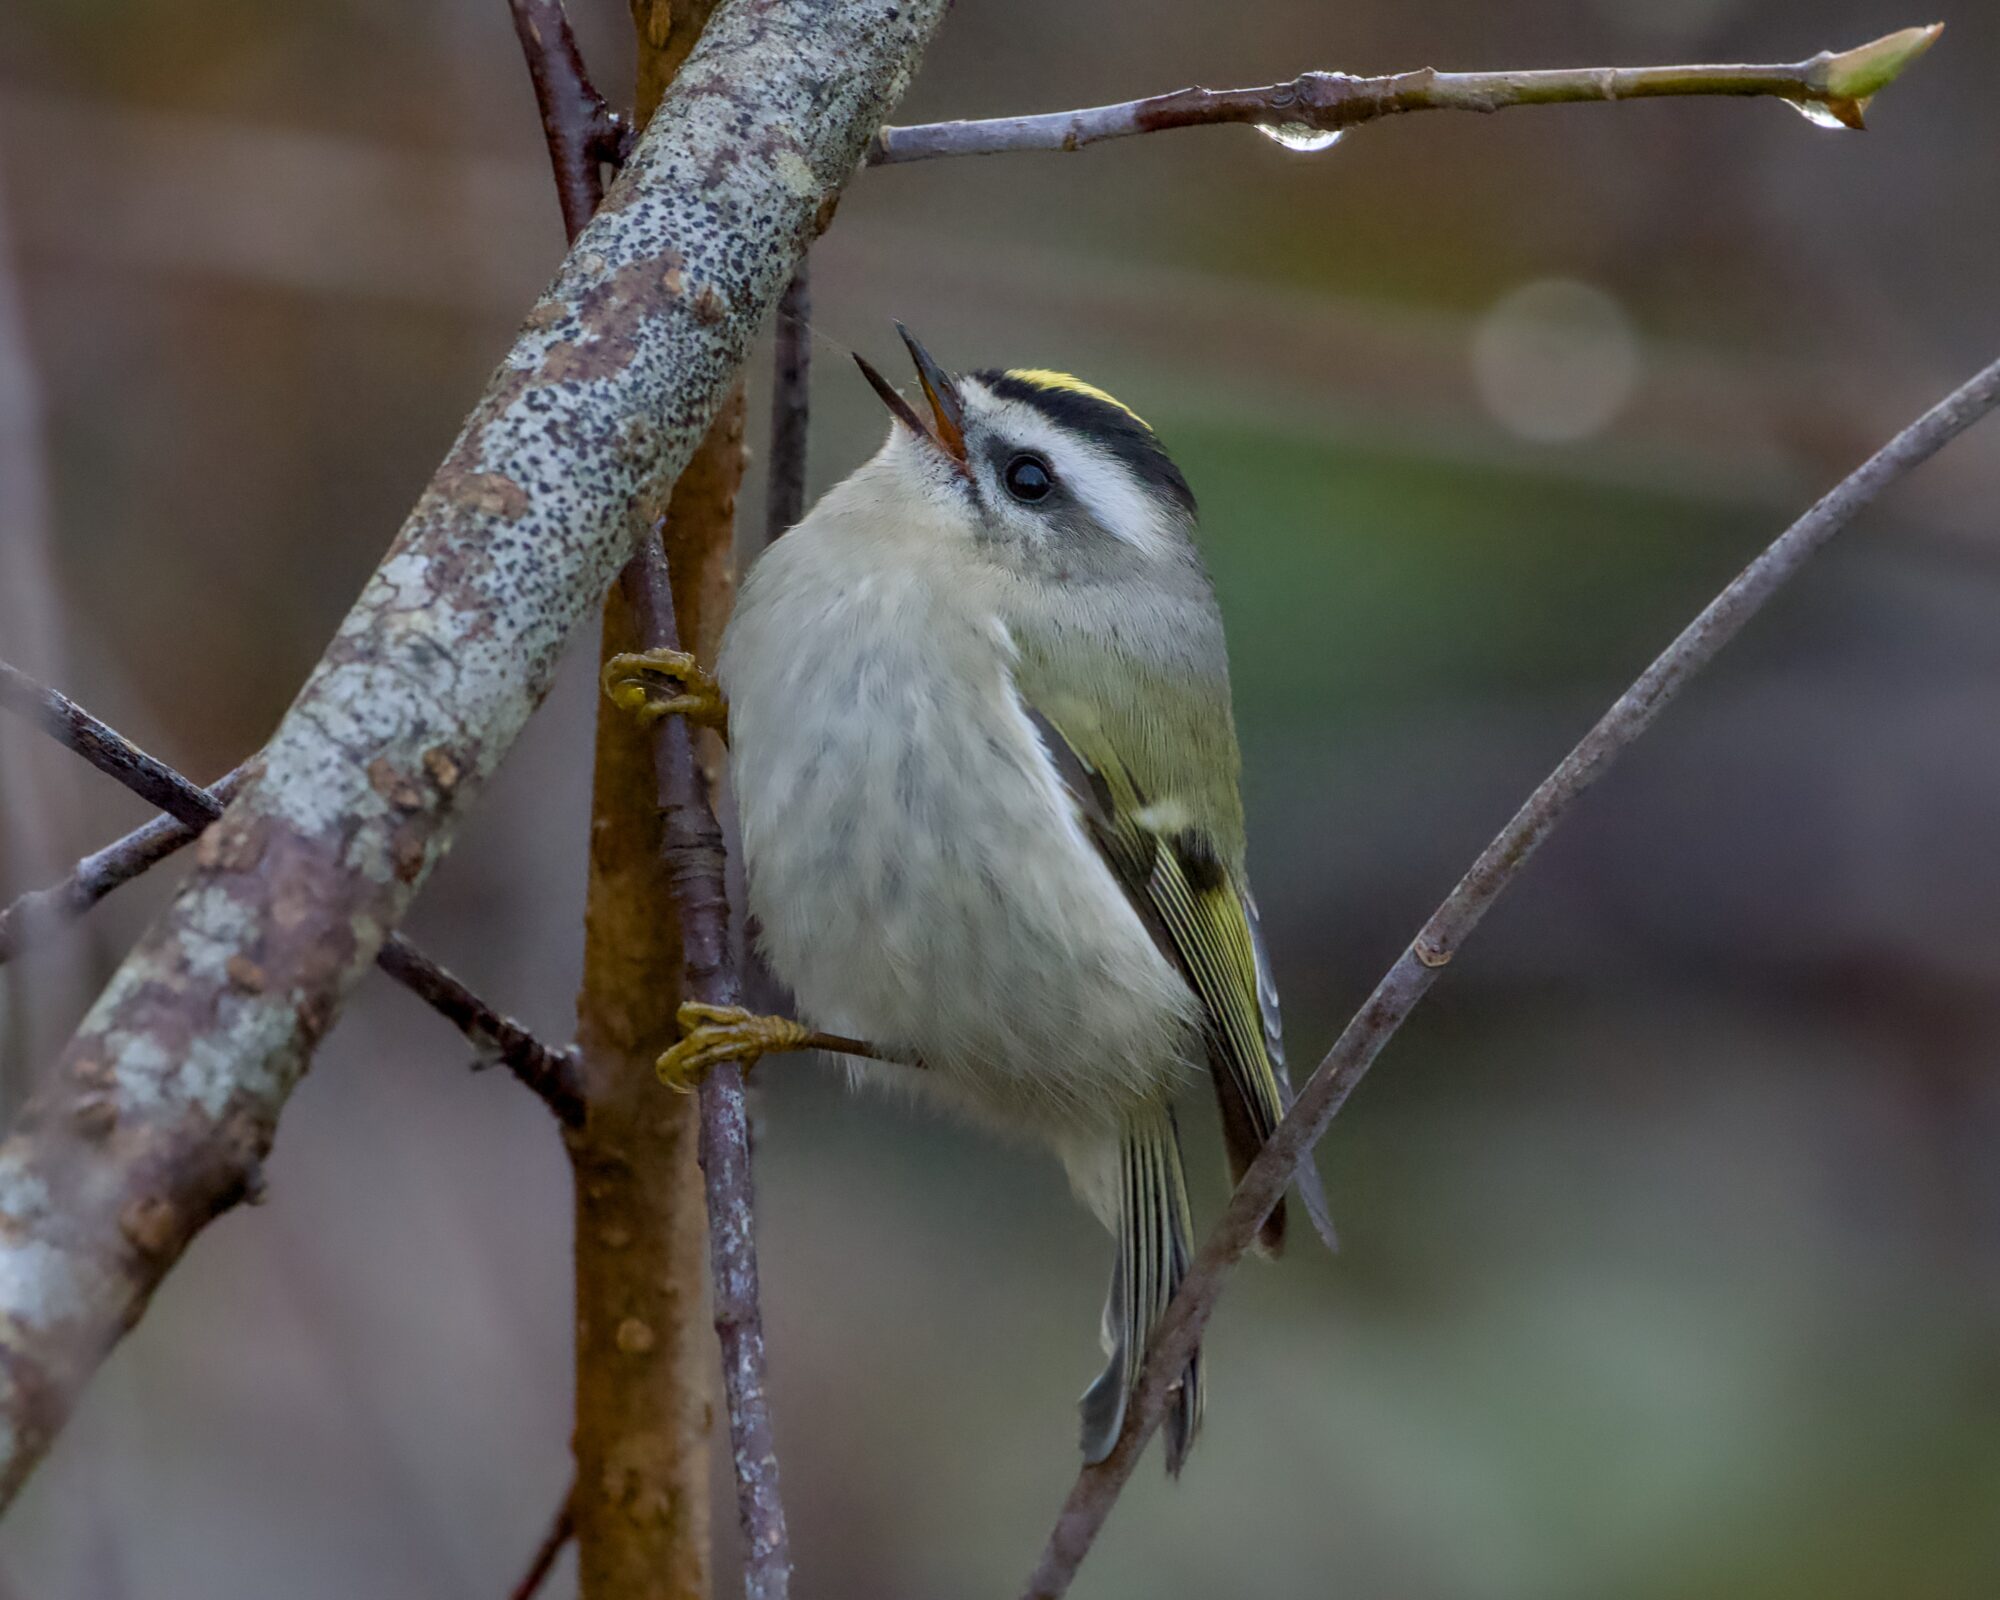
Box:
[1471,278,1642,445]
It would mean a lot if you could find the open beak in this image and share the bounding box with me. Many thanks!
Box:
[853,323,968,469]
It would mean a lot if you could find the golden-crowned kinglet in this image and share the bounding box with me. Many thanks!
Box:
[626,328,1334,1475]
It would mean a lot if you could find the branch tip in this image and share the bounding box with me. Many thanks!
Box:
[1818,23,1943,105]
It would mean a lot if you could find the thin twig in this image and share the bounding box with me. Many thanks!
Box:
[624,533,791,1598]
[1020,357,2000,1600]
[0,768,249,965]
[875,24,1941,163]
[506,0,626,240]
[507,1492,575,1600]
[0,662,584,1125]
[763,262,811,545]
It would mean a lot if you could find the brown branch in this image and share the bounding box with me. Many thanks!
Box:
[874,24,1941,162]
[508,1492,575,1600]
[0,661,584,1125]
[762,263,811,546]
[506,0,626,240]
[625,519,792,1600]
[570,515,720,1600]
[1021,355,2000,1600]
[549,7,756,1598]
[0,766,248,964]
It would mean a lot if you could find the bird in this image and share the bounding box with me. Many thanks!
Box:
[606,326,1334,1475]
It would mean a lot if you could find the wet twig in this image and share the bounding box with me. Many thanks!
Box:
[0,661,583,1125]
[1019,356,2000,1599]
[875,24,1940,162]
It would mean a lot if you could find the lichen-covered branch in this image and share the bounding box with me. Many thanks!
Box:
[1020,354,2000,1600]
[874,23,1940,162]
[0,662,582,1122]
[0,0,944,1511]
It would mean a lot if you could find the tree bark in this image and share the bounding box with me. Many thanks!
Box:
[0,0,945,1512]
[568,5,742,1597]
[571,393,744,1600]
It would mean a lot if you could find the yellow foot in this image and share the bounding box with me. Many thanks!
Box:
[602,649,728,735]
[656,1002,816,1093]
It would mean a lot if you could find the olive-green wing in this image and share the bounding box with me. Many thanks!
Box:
[1019,691,1336,1256]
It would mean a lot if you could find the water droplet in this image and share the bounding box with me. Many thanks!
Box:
[1255,122,1344,153]
[1788,96,1868,130]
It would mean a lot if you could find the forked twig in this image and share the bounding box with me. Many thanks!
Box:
[0,767,247,963]
[0,662,583,1124]
[505,0,626,238]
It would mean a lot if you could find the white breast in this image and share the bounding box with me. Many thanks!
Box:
[719,506,1197,1138]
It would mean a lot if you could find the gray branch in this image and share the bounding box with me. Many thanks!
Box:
[0,0,945,1511]
[1021,354,2000,1599]
[0,771,248,964]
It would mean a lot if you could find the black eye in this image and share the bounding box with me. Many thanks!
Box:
[1003,453,1053,502]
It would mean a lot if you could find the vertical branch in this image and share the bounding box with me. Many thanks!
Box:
[571,546,717,1600]
[622,504,796,1594]
[632,0,725,129]
[566,4,752,1598]
[762,265,811,546]
[503,2,727,1591]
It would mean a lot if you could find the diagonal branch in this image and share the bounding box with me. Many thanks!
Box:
[507,1492,575,1600]
[0,661,584,1124]
[874,23,1940,162]
[1021,354,2000,1600]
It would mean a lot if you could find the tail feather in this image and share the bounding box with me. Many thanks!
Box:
[1077,1107,1203,1475]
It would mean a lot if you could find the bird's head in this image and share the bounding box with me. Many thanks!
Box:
[853,326,1198,578]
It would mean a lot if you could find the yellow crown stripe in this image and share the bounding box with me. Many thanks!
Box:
[1004,369,1152,431]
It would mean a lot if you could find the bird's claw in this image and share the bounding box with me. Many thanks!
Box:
[655,1002,815,1093]
[602,649,728,732]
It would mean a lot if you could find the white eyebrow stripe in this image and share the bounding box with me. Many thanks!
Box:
[974,392,1177,559]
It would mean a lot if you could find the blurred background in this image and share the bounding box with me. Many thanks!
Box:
[3,0,1998,1595]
